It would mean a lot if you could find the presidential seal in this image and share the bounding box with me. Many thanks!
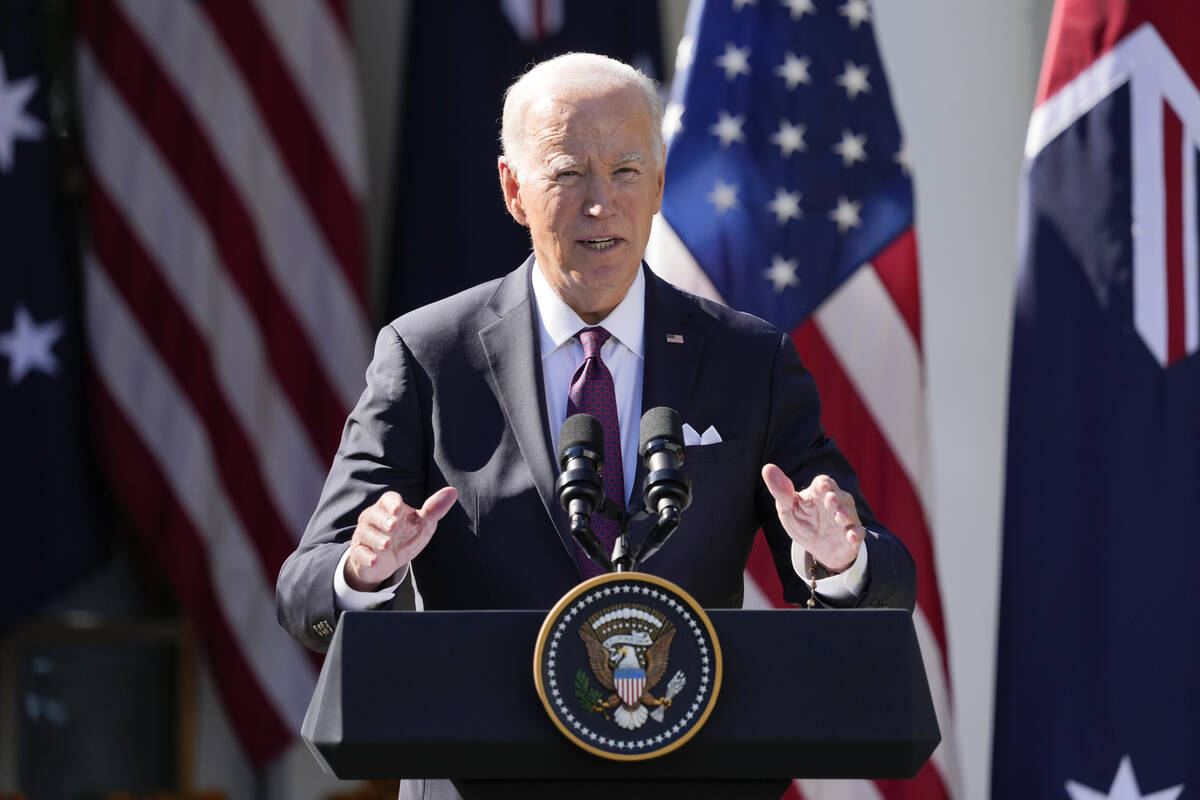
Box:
[533,572,722,761]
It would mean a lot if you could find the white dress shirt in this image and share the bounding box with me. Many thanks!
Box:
[334,262,867,610]
[532,262,645,501]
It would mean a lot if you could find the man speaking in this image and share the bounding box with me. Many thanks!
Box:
[277,53,915,652]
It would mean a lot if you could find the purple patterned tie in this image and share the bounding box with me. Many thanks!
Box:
[566,327,623,577]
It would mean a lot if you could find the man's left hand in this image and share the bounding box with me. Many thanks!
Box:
[761,465,864,573]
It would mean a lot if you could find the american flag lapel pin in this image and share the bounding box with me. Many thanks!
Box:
[666,334,684,344]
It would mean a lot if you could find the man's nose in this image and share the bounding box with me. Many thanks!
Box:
[583,177,617,217]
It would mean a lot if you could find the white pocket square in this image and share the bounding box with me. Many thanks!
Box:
[681,423,723,447]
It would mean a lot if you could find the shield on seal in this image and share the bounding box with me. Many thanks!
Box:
[614,667,645,706]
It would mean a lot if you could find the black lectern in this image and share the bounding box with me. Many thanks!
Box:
[302,609,939,799]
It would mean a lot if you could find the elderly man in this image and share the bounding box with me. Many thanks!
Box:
[278,52,913,659]
[279,49,915,800]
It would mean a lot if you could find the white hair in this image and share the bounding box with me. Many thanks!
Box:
[500,52,664,177]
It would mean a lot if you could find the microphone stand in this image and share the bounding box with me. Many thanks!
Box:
[592,499,638,573]
[590,501,682,574]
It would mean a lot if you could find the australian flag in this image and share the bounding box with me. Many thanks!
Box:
[0,0,108,628]
[994,1,1200,797]
[385,0,663,320]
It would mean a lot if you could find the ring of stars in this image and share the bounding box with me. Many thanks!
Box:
[541,579,718,758]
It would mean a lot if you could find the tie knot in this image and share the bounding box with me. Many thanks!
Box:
[576,327,612,359]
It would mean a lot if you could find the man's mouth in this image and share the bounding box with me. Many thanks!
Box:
[581,237,619,251]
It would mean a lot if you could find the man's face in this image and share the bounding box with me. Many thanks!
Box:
[499,85,665,323]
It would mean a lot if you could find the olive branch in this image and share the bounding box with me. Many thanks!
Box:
[574,669,605,712]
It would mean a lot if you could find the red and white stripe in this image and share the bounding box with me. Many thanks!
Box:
[76,0,369,764]
[616,674,647,707]
[648,217,961,800]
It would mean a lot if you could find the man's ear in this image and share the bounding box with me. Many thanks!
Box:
[498,157,528,226]
[652,157,666,214]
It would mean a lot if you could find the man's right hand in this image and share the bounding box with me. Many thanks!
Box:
[344,487,458,592]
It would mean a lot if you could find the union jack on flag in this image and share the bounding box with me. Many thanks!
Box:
[646,1,960,797]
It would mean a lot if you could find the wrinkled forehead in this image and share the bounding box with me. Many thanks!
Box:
[523,88,655,162]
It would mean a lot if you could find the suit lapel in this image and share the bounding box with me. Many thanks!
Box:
[477,262,706,563]
[478,258,574,559]
[633,266,705,508]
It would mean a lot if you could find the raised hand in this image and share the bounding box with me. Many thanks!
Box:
[344,487,458,591]
[761,465,864,573]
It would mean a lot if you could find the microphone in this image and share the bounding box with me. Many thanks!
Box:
[554,413,613,572]
[638,407,693,516]
[633,407,692,566]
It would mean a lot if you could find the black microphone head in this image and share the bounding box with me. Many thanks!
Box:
[558,413,605,467]
[638,407,684,457]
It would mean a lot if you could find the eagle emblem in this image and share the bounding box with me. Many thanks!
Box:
[576,604,683,730]
[533,572,721,760]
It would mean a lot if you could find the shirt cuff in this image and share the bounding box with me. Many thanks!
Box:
[790,537,869,602]
[333,545,408,611]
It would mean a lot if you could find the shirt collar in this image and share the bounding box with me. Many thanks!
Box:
[531,261,646,360]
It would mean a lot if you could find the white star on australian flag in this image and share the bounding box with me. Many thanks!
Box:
[0,305,64,384]
[0,50,44,173]
[1066,757,1183,800]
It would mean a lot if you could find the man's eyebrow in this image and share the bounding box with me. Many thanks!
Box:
[548,156,582,170]
[615,151,644,165]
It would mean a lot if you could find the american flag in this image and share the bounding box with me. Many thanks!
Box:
[646,1,960,798]
[75,0,370,763]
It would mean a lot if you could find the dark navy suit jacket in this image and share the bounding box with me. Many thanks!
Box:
[277,260,916,652]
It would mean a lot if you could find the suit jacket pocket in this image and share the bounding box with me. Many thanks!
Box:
[682,438,744,465]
